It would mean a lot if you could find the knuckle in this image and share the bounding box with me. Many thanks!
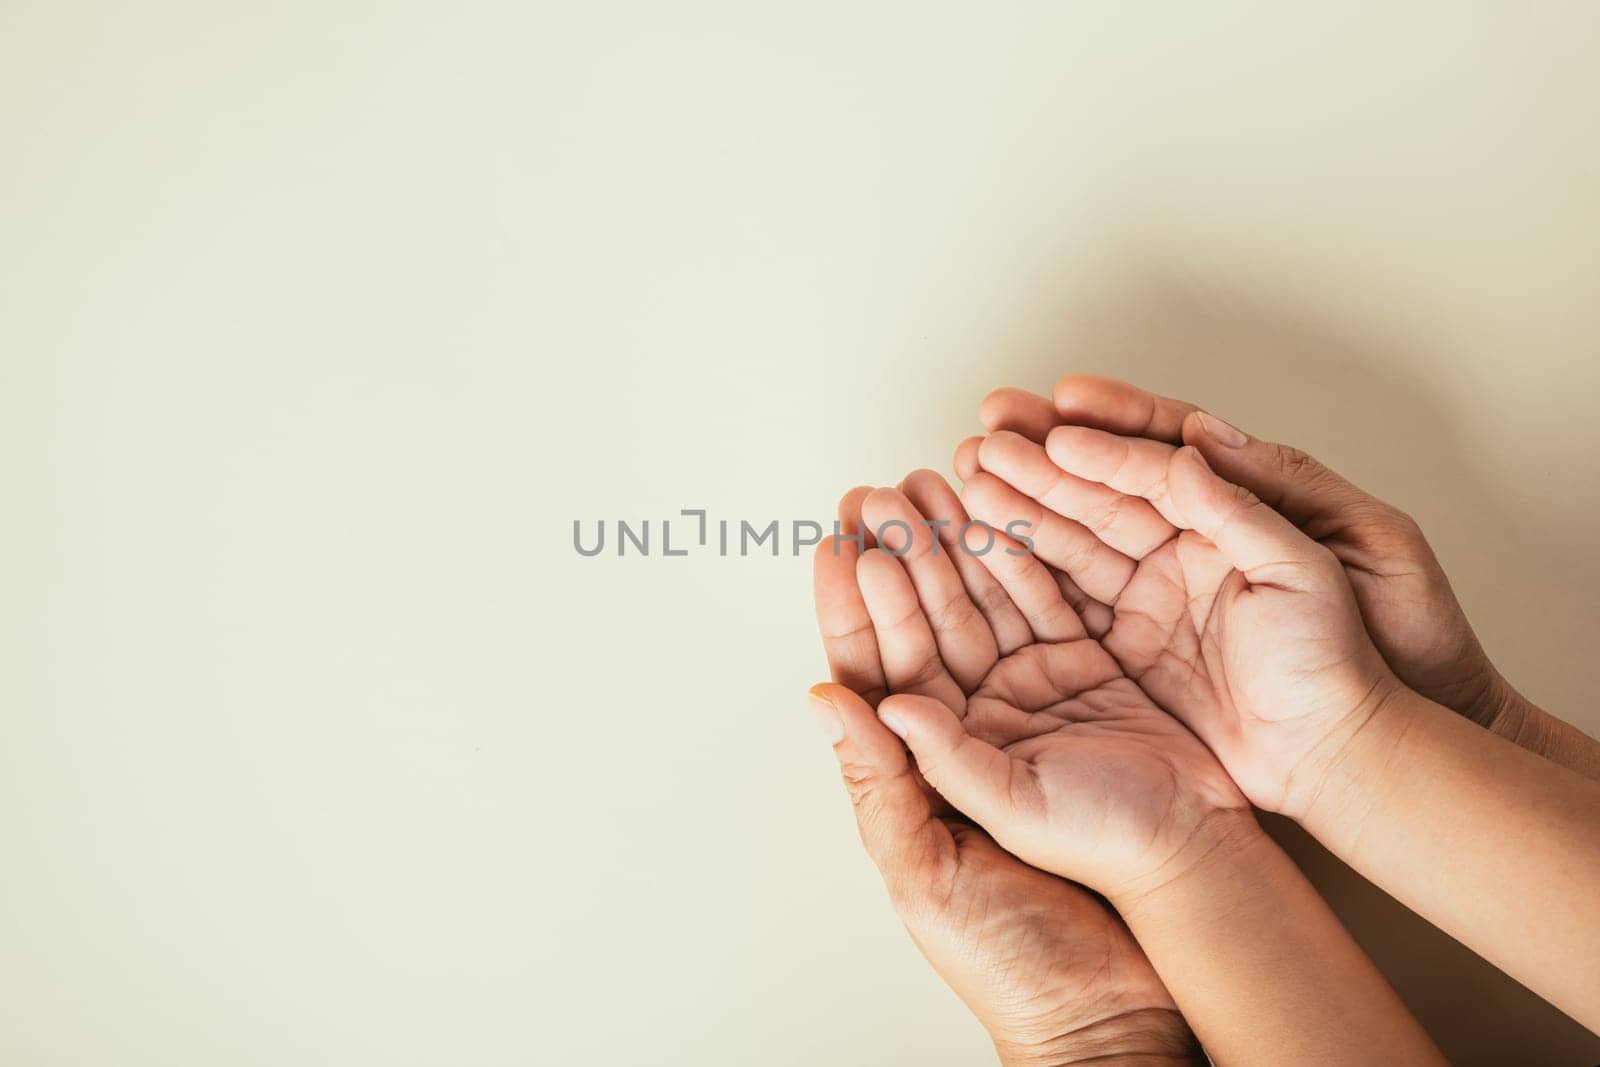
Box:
[1081,491,1128,534]
[901,650,947,688]
[837,757,876,798]
[925,590,981,636]
[1135,468,1171,503]
[1379,505,1425,543]
[839,758,894,816]
[1106,442,1141,487]
[1346,496,1425,544]
[973,582,1014,617]
[1274,444,1325,481]
[1225,483,1265,522]
[1060,534,1101,572]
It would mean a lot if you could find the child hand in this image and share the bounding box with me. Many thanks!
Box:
[960,376,1513,728]
[962,428,1401,815]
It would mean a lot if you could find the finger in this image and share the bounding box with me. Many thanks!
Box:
[1052,375,1199,443]
[877,692,1036,834]
[862,485,998,691]
[1164,447,1329,588]
[962,472,1136,605]
[1054,571,1114,639]
[979,387,1059,443]
[811,684,952,903]
[953,435,983,482]
[900,468,1033,655]
[813,489,887,700]
[931,455,1115,637]
[856,548,967,709]
[1180,410,1372,531]
[838,485,878,550]
[978,430,1175,559]
[1044,425,1186,529]
[962,523,1087,643]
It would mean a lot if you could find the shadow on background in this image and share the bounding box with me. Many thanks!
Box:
[977,261,1600,1065]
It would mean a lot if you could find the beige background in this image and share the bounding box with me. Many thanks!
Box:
[4,2,1599,1063]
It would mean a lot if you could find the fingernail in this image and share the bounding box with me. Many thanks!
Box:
[878,707,908,739]
[1197,412,1249,448]
[1185,446,1214,473]
[808,688,844,744]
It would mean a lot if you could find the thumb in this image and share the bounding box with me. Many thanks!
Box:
[810,684,947,899]
[876,693,1028,834]
[1181,411,1367,528]
[1165,446,1331,589]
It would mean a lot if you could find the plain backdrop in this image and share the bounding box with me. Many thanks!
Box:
[4,2,1599,1064]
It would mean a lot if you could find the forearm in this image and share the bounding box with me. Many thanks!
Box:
[1481,679,1600,782]
[1304,686,1600,1030]
[1112,812,1443,1067]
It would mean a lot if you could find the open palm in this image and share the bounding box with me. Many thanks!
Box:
[811,677,1198,1062]
[814,474,1215,1059]
[818,472,1245,896]
[962,377,1509,723]
[963,429,1398,813]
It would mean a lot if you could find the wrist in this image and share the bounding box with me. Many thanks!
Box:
[1105,807,1267,920]
[1105,780,1449,1067]
[1459,668,1521,734]
[993,1007,1204,1066]
[1474,683,1600,777]
[1471,675,1555,755]
[1275,669,1409,821]
[1293,682,1437,857]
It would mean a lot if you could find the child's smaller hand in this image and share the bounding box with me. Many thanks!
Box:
[963,428,1402,816]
